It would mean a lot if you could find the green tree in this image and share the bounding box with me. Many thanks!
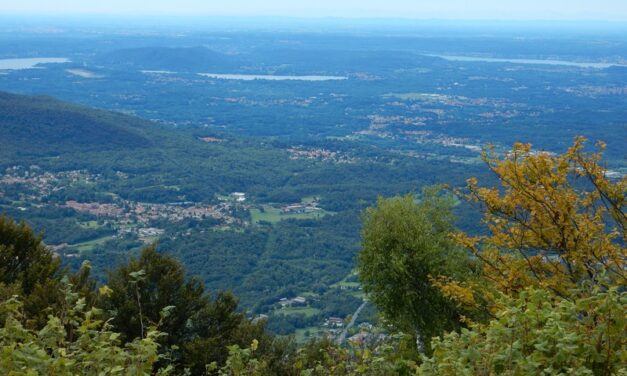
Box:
[183,292,296,375]
[421,139,627,376]
[0,215,59,295]
[0,282,172,376]
[103,245,291,374]
[218,334,418,376]
[357,188,471,348]
[419,286,626,376]
[182,291,252,374]
[103,245,208,350]
[0,216,98,329]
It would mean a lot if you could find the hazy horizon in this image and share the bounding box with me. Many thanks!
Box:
[2,0,627,22]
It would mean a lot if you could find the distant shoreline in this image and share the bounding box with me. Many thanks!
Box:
[428,54,627,69]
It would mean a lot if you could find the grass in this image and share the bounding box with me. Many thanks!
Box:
[78,220,101,229]
[330,270,361,289]
[294,326,326,344]
[349,290,365,299]
[329,272,365,298]
[334,281,361,289]
[69,235,114,253]
[301,196,319,204]
[250,205,333,224]
[278,306,321,318]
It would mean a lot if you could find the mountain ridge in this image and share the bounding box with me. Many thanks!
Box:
[0,90,153,157]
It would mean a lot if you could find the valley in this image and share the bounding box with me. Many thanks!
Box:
[1,22,625,341]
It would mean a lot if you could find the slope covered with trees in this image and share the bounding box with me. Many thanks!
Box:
[1,91,484,328]
[0,91,152,157]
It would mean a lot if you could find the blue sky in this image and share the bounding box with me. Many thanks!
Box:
[3,0,627,21]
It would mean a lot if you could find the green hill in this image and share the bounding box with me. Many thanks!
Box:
[0,91,151,157]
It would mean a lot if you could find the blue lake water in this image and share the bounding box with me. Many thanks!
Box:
[430,55,627,69]
[0,57,70,70]
[198,73,348,81]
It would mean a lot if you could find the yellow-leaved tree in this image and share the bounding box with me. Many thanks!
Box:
[435,136,626,313]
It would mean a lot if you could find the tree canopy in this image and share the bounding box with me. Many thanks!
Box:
[0,215,59,295]
[357,187,471,345]
[435,137,626,314]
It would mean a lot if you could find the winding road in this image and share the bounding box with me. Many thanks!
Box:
[337,300,367,345]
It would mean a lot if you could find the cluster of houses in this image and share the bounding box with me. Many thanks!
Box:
[65,200,124,217]
[0,167,98,203]
[64,200,230,224]
[346,327,388,346]
[324,317,345,328]
[278,296,307,308]
[229,192,247,202]
[130,202,226,223]
[287,147,356,164]
[271,292,388,346]
[137,227,165,242]
[281,203,321,214]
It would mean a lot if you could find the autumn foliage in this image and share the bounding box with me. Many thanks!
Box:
[436,137,626,314]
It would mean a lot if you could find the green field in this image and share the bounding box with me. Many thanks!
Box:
[332,281,361,289]
[250,205,333,224]
[278,306,321,318]
[330,270,361,289]
[69,235,114,253]
[78,220,101,229]
[294,327,326,344]
[301,196,319,204]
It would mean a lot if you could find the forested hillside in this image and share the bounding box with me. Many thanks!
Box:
[1,138,624,375]
[0,91,151,156]
[0,91,485,337]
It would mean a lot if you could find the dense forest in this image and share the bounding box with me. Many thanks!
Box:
[1,138,624,375]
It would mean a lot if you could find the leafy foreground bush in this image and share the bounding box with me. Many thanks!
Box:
[0,283,172,376]
[3,284,624,375]
[419,286,626,376]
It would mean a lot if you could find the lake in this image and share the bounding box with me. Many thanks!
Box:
[198,73,348,81]
[0,57,70,70]
[429,55,627,69]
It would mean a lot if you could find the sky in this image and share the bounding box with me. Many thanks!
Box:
[2,0,627,21]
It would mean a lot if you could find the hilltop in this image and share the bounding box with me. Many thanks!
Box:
[0,91,151,157]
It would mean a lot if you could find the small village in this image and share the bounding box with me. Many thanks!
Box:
[287,146,357,164]
[0,166,334,250]
[0,166,100,202]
